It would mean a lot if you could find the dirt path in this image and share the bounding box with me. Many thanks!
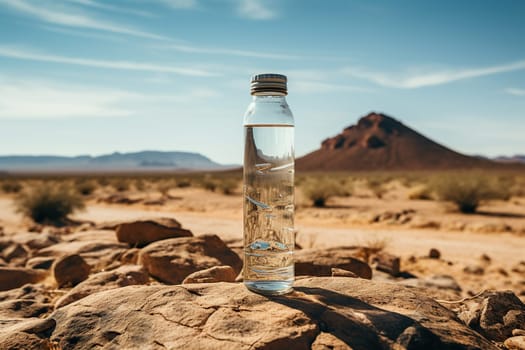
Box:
[1,197,522,269]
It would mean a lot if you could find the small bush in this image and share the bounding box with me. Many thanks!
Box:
[301,178,349,207]
[201,176,217,192]
[432,174,510,213]
[111,179,130,192]
[75,180,97,196]
[134,179,146,192]
[1,180,23,193]
[157,180,175,197]
[218,179,238,195]
[366,178,387,199]
[407,185,433,200]
[15,183,85,224]
[176,179,192,188]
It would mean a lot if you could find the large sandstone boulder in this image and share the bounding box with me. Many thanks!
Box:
[295,247,372,279]
[40,277,496,349]
[139,234,242,284]
[0,267,47,291]
[0,317,56,350]
[55,265,149,308]
[116,218,193,247]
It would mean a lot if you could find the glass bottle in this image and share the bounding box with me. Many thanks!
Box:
[243,73,295,295]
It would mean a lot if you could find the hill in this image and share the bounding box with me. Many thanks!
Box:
[296,112,505,171]
[0,151,230,173]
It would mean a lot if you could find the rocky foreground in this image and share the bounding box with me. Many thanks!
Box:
[0,218,524,349]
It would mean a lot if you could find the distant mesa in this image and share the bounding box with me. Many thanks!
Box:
[296,112,520,171]
[0,151,234,173]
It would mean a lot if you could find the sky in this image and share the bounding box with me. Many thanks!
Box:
[0,0,524,164]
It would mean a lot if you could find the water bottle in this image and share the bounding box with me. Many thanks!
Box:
[243,73,295,295]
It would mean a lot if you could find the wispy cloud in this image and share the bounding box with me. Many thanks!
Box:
[157,0,198,9]
[67,0,155,17]
[160,43,302,60]
[343,59,525,89]
[0,46,218,77]
[237,0,277,20]
[0,79,135,119]
[505,87,525,96]
[1,0,167,40]
[0,77,221,119]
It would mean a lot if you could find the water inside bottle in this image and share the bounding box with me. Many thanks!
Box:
[243,124,294,295]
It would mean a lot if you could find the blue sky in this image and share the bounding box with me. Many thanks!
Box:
[0,0,524,164]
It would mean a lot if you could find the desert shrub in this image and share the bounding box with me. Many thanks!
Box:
[157,180,175,197]
[407,185,434,200]
[97,177,110,186]
[15,183,85,224]
[134,179,146,192]
[301,178,349,207]
[218,179,238,195]
[432,173,510,213]
[176,179,192,188]
[366,178,387,199]
[75,179,97,196]
[201,175,217,192]
[111,178,130,192]
[1,180,22,193]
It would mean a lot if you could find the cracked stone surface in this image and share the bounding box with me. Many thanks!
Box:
[44,277,497,350]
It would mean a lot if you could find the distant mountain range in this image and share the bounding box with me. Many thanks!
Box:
[0,151,233,173]
[1,114,522,173]
[494,155,525,163]
[296,112,523,171]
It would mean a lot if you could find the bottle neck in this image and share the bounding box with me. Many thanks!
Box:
[251,94,287,103]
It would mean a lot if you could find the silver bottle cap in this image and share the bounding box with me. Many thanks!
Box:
[250,73,287,95]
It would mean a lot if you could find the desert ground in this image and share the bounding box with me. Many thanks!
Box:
[0,171,524,349]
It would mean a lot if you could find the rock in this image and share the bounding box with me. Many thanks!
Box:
[429,248,441,259]
[62,229,116,243]
[409,218,441,229]
[0,299,51,318]
[505,336,525,350]
[1,243,29,265]
[311,332,351,349]
[0,268,47,291]
[36,240,128,269]
[139,234,242,284]
[514,329,525,336]
[52,254,91,288]
[182,265,237,284]
[39,277,497,349]
[0,283,56,304]
[331,268,358,278]
[26,257,55,270]
[120,248,140,264]
[98,194,143,204]
[0,317,56,350]
[463,265,485,275]
[116,217,193,247]
[480,254,492,264]
[512,261,525,275]
[295,247,372,279]
[10,232,60,250]
[400,274,462,293]
[461,291,525,342]
[370,252,400,276]
[55,265,149,308]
